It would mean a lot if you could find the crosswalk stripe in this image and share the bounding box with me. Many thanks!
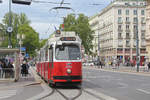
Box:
[0,90,17,99]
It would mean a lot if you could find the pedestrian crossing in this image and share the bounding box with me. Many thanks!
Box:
[0,89,17,99]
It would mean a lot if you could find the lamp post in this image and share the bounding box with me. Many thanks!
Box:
[17,34,25,63]
[136,0,140,72]
[97,22,100,66]
[7,0,13,48]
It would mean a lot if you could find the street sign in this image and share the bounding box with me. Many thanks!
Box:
[12,0,32,5]
[21,47,26,51]
[7,27,13,33]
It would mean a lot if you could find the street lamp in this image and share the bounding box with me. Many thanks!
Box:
[7,0,13,48]
[97,22,100,66]
[135,0,140,72]
[17,34,25,62]
[126,1,140,72]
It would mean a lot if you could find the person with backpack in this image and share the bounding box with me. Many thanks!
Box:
[21,61,28,77]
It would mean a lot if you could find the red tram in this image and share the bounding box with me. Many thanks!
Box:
[36,31,82,86]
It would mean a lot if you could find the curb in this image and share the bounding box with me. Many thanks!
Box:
[84,66,150,76]
[27,67,52,100]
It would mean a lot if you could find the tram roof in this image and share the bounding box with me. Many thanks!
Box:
[48,31,82,43]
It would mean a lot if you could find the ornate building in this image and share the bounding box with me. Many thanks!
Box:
[146,0,150,61]
[90,0,147,65]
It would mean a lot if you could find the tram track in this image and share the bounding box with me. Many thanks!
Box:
[39,85,82,100]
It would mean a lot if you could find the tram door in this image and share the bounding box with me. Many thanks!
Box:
[49,45,53,82]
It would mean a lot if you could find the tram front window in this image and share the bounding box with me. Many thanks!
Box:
[55,45,81,60]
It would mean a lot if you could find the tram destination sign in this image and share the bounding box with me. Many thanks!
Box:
[60,37,76,41]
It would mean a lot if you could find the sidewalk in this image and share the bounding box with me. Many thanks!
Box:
[87,65,150,75]
[0,67,45,100]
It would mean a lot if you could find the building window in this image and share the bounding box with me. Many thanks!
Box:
[133,17,138,23]
[126,17,129,22]
[140,3,143,5]
[141,17,145,23]
[118,9,122,15]
[118,17,122,23]
[118,25,122,30]
[126,33,130,38]
[141,10,145,15]
[141,24,145,30]
[126,40,130,47]
[133,3,136,6]
[133,10,137,15]
[141,32,145,39]
[118,33,122,38]
[126,9,129,15]
[126,25,130,30]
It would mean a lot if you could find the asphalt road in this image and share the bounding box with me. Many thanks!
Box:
[1,66,150,100]
[83,67,150,100]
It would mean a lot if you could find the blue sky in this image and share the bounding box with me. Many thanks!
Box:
[0,0,111,39]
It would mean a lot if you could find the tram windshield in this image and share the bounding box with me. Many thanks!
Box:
[55,44,81,60]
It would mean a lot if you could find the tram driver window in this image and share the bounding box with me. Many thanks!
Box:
[55,44,81,60]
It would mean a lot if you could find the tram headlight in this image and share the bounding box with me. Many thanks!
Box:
[67,69,72,74]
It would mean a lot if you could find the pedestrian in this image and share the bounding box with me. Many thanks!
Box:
[21,61,29,77]
[148,62,150,72]
[7,61,14,78]
[100,61,102,69]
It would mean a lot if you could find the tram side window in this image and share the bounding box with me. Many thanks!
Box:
[49,48,53,62]
[45,46,48,61]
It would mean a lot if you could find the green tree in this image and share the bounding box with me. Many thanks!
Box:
[63,14,94,54]
[39,39,48,49]
[1,12,31,47]
[1,12,40,56]
[18,24,39,56]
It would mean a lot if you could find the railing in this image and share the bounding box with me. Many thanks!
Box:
[0,68,15,79]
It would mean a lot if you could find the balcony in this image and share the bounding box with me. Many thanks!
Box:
[141,21,146,24]
[118,21,123,24]
[125,21,130,24]
[118,29,123,32]
[126,36,130,39]
[118,36,123,39]
[126,44,130,47]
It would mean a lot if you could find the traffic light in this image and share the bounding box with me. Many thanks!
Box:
[12,0,32,5]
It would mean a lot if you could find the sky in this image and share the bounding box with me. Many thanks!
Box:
[0,0,111,39]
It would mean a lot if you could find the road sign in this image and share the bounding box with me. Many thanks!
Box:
[7,27,13,33]
[21,47,26,51]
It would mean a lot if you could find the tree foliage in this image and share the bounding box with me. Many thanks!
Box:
[63,14,94,54]
[18,24,39,56]
[0,12,40,56]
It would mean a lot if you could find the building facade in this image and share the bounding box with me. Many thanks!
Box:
[89,14,99,58]
[146,0,150,61]
[90,0,147,65]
